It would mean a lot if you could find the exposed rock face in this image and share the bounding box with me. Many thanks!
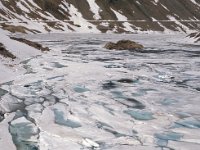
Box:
[104,40,143,51]
[0,43,16,59]
[187,32,200,42]
[0,0,200,33]
[10,37,50,51]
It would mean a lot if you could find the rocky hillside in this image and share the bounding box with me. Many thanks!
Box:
[0,0,200,33]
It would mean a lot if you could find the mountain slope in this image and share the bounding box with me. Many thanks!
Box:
[0,0,200,33]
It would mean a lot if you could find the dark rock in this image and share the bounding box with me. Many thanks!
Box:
[0,43,16,59]
[117,78,134,83]
[104,40,144,51]
[187,32,200,43]
[102,81,118,90]
[24,85,31,88]
[0,88,8,97]
[195,87,200,91]
[10,37,50,51]
[126,98,145,109]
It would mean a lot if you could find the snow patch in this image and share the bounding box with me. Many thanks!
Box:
[87,0,101,20]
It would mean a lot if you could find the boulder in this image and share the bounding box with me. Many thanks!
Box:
[104,40,143,51]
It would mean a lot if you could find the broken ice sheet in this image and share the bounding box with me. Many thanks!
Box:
[161,98,178,106]
[114,96,146,109]
[73,85,90,93]
[132,91,147,97]
[173,117,200,129]
[156,139,168,147]
[10,80,51,99]
[25,103,44,113]
[47,75,65,81]
[51,62,67,68]
[155,131,183,141]
[124,109,154,120]
[96,121,129,138]
[132,88,156,97]
[0,33,200,149]
[0,88,8,97]
[24,97,44,106]
[0,94,24,113]
[124,98,145,109]
[111,90,125,99]
[82,138,99,148]
[53,109,81,128]
[175,112,191,118]
[9,117,39,150]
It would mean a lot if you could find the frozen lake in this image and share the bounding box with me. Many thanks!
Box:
[0,33,200,150]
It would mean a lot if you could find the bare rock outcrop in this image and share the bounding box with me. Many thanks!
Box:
[104,40,144,51]
[187,32,200,42]
[10,37,50,51]
[0,43,16,59]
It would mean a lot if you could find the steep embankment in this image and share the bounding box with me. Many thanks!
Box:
[0,0,200,33]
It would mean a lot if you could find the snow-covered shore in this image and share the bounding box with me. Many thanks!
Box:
[0,29,40,83]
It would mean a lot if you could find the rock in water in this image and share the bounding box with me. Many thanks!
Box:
[104,40,144,51]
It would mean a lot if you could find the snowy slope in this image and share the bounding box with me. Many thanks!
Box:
[0,29,40,83]
[0,0,200,33]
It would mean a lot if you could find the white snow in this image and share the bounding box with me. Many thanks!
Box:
[190,0,200,7]
[167,15,193,33]
[110,8,136,32]
[111,8,127,21]
[0,29,39,59]
[161,4,169,11]
[28,0,42,10]
[0,28,40,83]
[87,0,101,20]
[16,0,30,13]
[59,1,100,33]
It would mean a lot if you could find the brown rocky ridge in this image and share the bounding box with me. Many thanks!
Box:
[10,37,50,51]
